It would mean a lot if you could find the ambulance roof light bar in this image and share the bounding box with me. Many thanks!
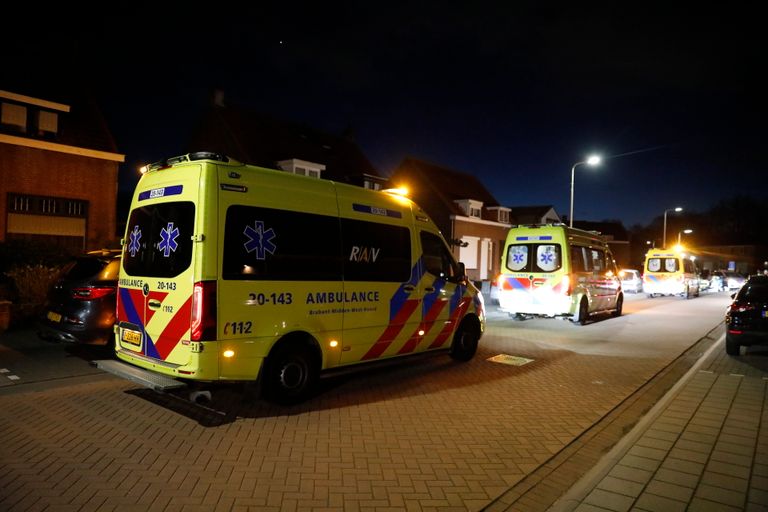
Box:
[140,152,230,174]
[382,187,409,197]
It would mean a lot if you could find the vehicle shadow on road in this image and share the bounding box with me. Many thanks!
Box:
[124,344,569,427]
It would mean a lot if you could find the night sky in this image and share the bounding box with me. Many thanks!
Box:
[4,4,765,227]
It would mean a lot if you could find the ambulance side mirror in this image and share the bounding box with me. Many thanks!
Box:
[457,262,468,284]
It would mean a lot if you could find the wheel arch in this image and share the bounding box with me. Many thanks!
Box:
[266,330,324,371]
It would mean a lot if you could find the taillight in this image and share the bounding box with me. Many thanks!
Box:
[729,302,754,313]
[191,281,217,341]
[71,287,115,300]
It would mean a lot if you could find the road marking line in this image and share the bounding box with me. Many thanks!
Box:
[7,375,20,380]
[0,368,9,373]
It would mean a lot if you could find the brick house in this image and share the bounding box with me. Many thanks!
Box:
[187,98,387,191]
[0,90,124,251]
[390,158,511,284]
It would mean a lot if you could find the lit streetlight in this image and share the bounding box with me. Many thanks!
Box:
[570,155,601,228]
[677,228,693,245]
[662,206,683,248]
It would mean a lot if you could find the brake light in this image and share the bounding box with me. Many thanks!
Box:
[561,274,572,295]
[71,287,115,300]
[191,281,217,341]
[729,302,754,313]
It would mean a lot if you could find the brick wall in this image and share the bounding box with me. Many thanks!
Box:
[0,144,119,248]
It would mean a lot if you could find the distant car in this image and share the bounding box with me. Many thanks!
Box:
[726,275,768,355]
[710,271,726,292]
[619,269,643,293]
[698,269,711,292]
[724,271,746,291]
[38,250,121,345]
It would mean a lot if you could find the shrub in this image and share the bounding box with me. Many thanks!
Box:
[5,264,62,306]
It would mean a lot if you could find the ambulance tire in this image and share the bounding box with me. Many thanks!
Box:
[574,298,589,326]
[450,318,480,362]
[612,295,623,318]
[263,339,319,404]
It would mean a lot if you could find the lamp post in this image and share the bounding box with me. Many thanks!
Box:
[677,228,693,245]
[662,206,683,248]
[570,155,601,228]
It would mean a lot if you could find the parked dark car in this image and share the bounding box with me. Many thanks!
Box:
[38,250,121,345]
[725,275,768,355]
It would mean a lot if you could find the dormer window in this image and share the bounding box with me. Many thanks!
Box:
[1,102,27,132]
[454,199,484,218]
[37,110,58,136]
[276,158,326,179]
[487,206,511,224]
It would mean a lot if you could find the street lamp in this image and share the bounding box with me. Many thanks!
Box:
[570,155,601,228]
[677,228,693,245]
[662,206,683,248]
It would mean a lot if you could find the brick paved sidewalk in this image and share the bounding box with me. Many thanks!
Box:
[552,336,768,512]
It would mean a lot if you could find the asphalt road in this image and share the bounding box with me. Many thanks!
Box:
[0,289,736,510]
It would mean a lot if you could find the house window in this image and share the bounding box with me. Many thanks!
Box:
[364,180,382,191]
[498,210,509,223]
[455,199,484,218]
[7,193,87,218]
[1,102,27,132]
[276,158,325,179]
[37,110,58,135]
[11,195,31,212]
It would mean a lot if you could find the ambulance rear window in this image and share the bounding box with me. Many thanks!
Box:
[122,202,194,278]
[647,257,678,273]
[505,243,562,273]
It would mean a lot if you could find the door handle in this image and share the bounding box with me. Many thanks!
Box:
[424,287,436,292]
[148,299,161,310]
[403,285,415,293]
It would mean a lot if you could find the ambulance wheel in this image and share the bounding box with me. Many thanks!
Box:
[612,295,623,318]
[263,342,318,404]
[573,298,589,326]
[450,319,480,361]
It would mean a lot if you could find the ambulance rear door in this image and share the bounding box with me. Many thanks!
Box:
[117,165,201,367]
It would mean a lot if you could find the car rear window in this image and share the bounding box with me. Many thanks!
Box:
[122,201,194,278]
[64,258,109,280]
[740,282,768,301]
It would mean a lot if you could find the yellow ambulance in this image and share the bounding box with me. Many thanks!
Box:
[496,224,623,324]
[108,152,484,403]
[643,249,700,298]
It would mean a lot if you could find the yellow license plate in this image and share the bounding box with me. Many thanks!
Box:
[47,311,62,323]
[121,329,142,346]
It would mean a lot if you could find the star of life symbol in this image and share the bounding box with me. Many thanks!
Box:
[244,221,277,260]
[128,225,142,257]
[158,222,179,257]
[512,252,525,264]
[540,252,554,265]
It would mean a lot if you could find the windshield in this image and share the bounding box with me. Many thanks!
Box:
[122,201,194,278]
